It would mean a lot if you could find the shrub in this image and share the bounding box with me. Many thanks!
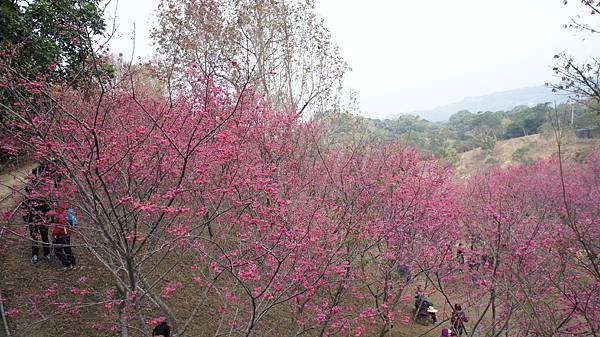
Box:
[512,146,532,163]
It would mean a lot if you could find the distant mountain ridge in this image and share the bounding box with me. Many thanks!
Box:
[389,85,569,122]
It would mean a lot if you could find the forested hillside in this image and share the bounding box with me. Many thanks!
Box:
[317,101,600,161]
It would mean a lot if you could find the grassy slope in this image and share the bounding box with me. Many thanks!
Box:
[455,133,600,177]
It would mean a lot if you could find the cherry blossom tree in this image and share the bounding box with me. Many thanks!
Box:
[449,156,599,337]
[0,58,464,336]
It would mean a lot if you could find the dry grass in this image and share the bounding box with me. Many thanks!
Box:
[455,133,600,177]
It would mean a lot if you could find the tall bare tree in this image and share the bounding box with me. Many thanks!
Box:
[152,0,348,116]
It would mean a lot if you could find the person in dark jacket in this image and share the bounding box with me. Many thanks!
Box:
[415,289,437,324]
[52,204,76,269]
[152,322,171,337]
[456,243,465,265]
[24,160,62,265]
[22,197,52,264]
[451,304,468,336]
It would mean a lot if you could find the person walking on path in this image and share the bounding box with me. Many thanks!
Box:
[451,304,468,336]
[52,204,77,269]
[22,197,53,264]
[23,159,62,265]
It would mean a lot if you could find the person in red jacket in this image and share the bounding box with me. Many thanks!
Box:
[52,204,76,269]
[451,304,468,336]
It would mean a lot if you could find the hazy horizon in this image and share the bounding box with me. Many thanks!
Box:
[107,0,600,120]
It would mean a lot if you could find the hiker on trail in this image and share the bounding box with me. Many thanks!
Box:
[456,243,465,265]
[481,253,494,268]
[152,322,171,337]
[415,288,437,324]
[467,257,480,271]
[52,204,77,269]
[23,159,64,265]
[451,304,468,336]
[467,239,482,271]
[414,288,425,308]
[22,196,53,264]
[398,263,411,281]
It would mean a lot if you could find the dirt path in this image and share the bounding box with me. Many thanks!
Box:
[0,162,36,251]
[0,162,36,207]
[0,162,119,337]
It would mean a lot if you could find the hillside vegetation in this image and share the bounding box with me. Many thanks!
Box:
[317,101,600,162]
[455,132,600,176]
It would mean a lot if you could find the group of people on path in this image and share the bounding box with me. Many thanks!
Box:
[22,162,77,270]
[24,161,172,336]
[456,242,494,271]
[415,288,469,337]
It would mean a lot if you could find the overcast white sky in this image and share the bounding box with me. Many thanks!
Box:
[108,0,600,119]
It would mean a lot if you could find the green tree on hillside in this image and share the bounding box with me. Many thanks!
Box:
[445,146,460,167]
[0,0,106,84]
[0,0,107,162]
[512,146,532,163]
[504,103,551,138]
